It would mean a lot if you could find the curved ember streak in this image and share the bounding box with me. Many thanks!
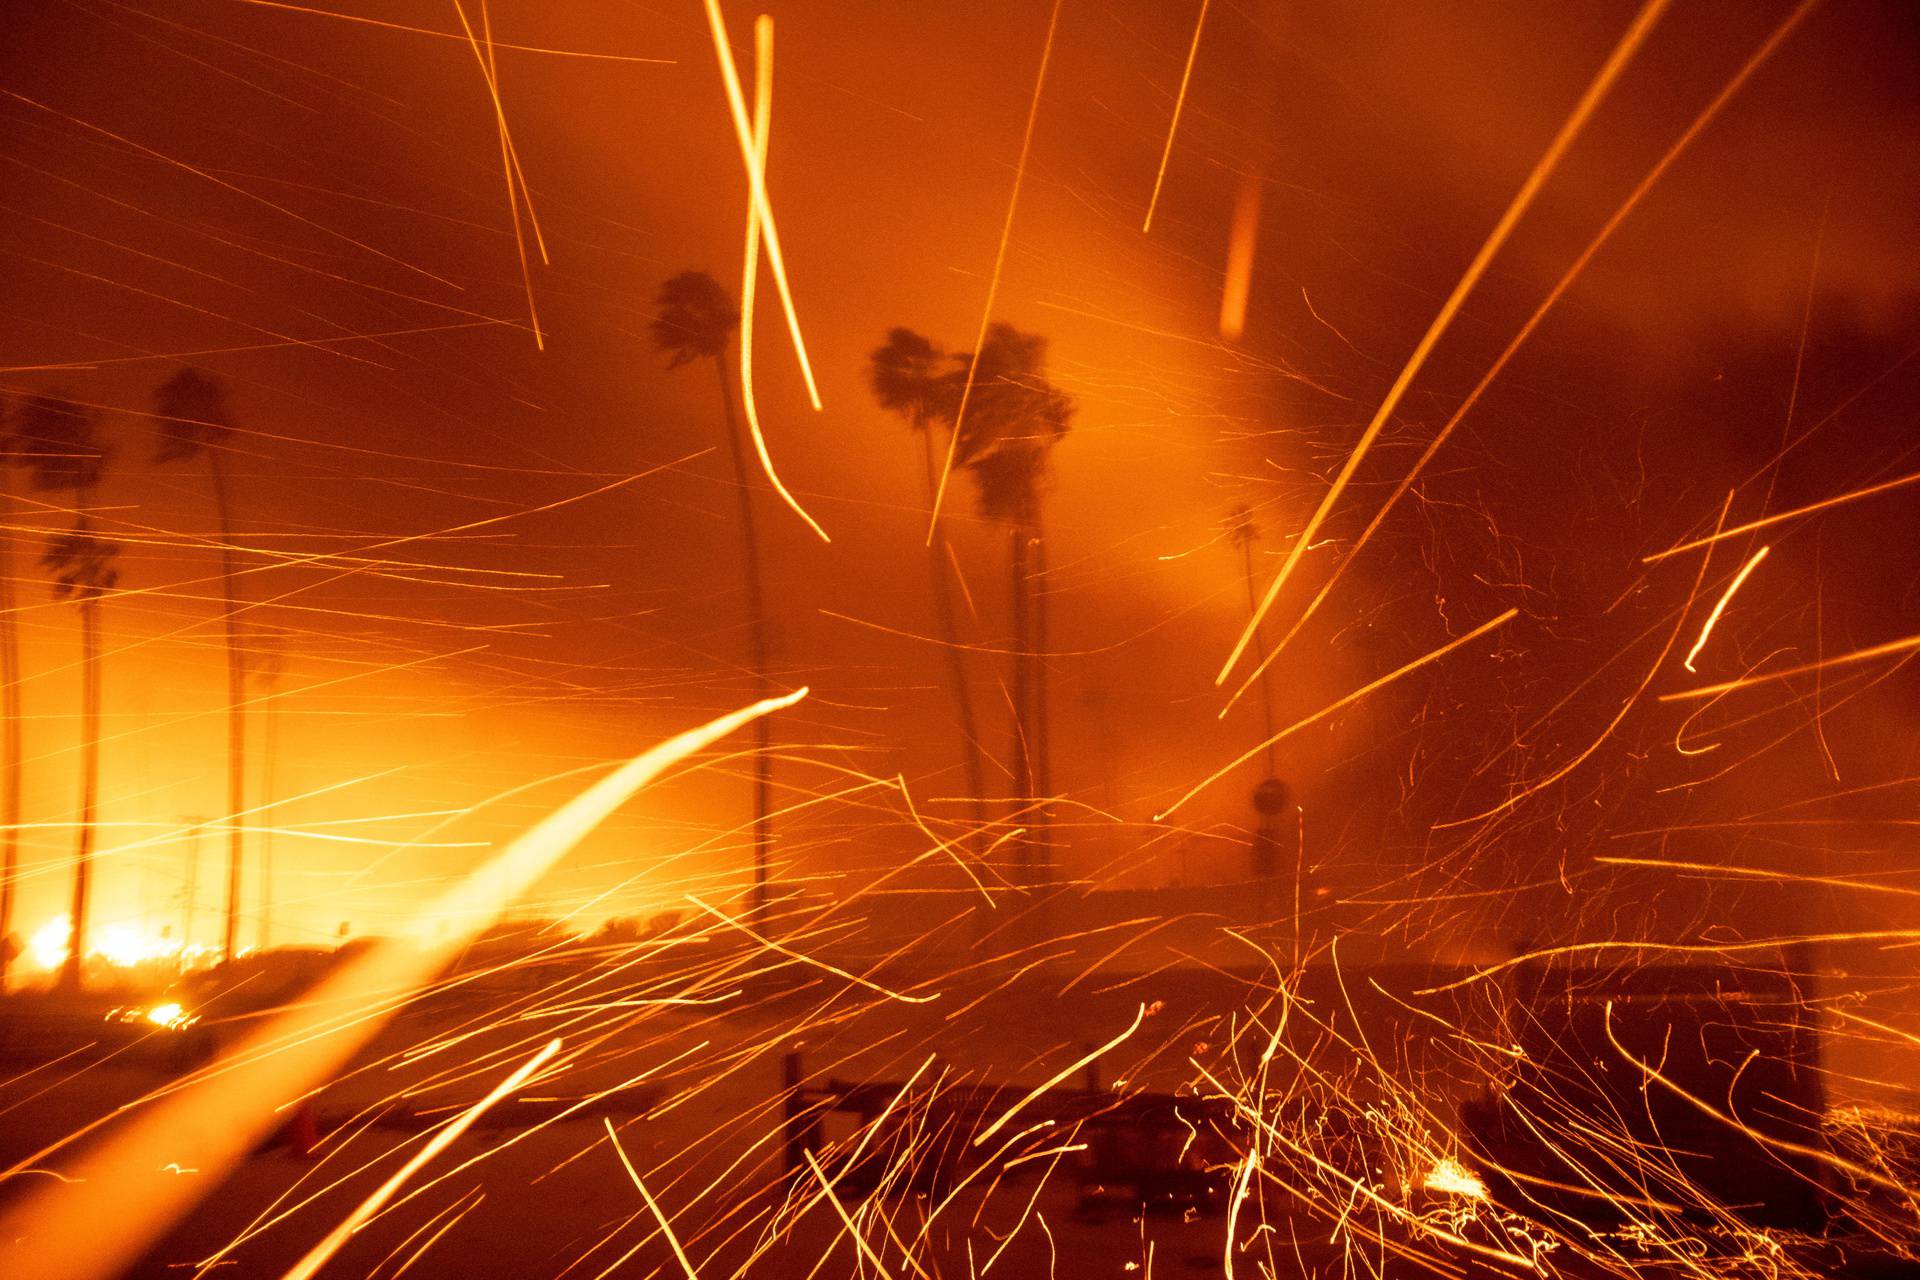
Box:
[0,690,805,1280]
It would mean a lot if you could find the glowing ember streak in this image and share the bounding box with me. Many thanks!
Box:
[686,894,936,1003]
[702,0,822,410]
[1596,855,1920,900]
[0,321,520,375]
[925,0,1065,540]
[1419,930,1920,995]
[1646,462,1920,563]
[603,1120,701,1280]
[739,15,831,543]
[451,0,547,350]
[1601,1002,1907,1196]
[1140,0,1212,235]
[1191,1057,1534,1272]
[1682,545,1768,672]
[1420,1156,1487,1200]
[0,90,462,291]
[280,1039,560,1280]
[1213,0,1670,687]
[233,0,676,61]
[0,689,803,1280]
[972,1002,1144,1147]
[803,1149,900,1280]
[1435,494,1722,829]
[1659,629,1920,702]
[1218,171,1261,340]
[1161,608,1517,820]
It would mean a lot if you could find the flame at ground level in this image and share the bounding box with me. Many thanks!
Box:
[22,917,225,975]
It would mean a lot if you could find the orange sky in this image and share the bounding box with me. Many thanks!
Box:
[2,0,1917,963]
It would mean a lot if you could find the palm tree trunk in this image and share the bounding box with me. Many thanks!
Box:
[1029,505,1051,890]
[0,487,20,988]
[918,431,990,864]
[207,453,246,965]
[60,522,101,992]
[712,358,772,917]
[258,667,277,953]
[1006,520,1034,888]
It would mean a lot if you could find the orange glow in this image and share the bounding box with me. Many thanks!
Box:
[1421,1156,1488,1200]
[3,6,1917,1279]
[22,916,217,973]
[1218,171,1261,341]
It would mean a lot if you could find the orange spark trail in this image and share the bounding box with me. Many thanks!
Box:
[1659,629,1920,702]
[0,90,465,290]
[452,0,546,349]
[686,894,936,1002]
[604,1121,700,1280]
[0,689,805,1280]
[1419,930,1920,994]
[1602,1003,1908,1196]
[1213,0,1669,687]
[233,0,675,60]
[803,1150,900,1280]
[739,16,831,542]
[1594,855,1920,899]
[925,0,1065,541]
[280,1039,562,1280]
[1646,462,1920,563]
[972,1002,1145,1146]
[1218,171,1261,339]
[1218,0,1817,712]
[1682,545,1768,672]
[1161,608,1517,821]
[1434,493,1724,829]
[703,0,821,410]
[1141,0,1212,234]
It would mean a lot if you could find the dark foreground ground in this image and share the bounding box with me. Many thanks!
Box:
[1,950,1916,1279]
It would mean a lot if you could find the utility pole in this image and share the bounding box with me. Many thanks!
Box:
[254,629,281,953]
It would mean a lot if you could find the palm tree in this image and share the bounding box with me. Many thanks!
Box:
[16,395,115,990]
[868,329,991,858]
[154,367,249,966]
[953,325,1073,889]
[0,398,21,987]
[652,271,776,916]
[252,626,284,953]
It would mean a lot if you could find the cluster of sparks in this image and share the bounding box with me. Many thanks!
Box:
[0,1,1917,1279]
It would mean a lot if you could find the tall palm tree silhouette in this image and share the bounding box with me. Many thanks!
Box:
[953,325,1073,889]
[0,398,20,986]
[652,271,776,915]
[16,395,116,989]
[868,328,990,858]
[154,367,249,965]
